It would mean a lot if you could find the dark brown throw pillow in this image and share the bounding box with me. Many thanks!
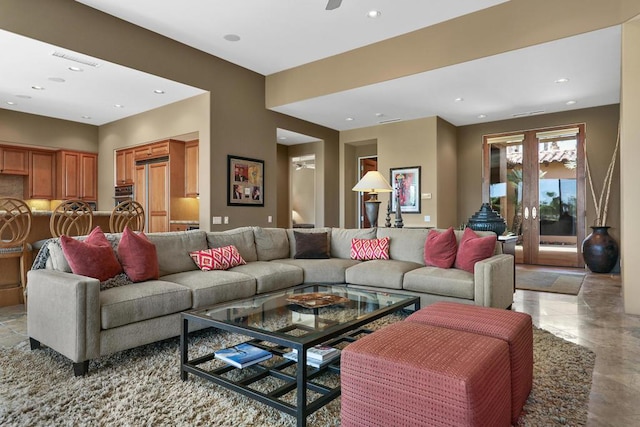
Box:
[294,231,330,259]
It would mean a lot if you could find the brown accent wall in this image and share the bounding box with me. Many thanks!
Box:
[437,118,458,228]
[457,104,620,241]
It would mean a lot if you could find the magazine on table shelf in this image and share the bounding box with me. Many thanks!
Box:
[283,345,341,368]
[214,343,272,369]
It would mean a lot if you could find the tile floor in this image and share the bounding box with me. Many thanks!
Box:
[1,268,638,426]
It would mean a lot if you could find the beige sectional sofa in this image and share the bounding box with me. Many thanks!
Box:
[27,226,514,375]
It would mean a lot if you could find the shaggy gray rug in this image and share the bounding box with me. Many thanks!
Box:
[0,313,594,426]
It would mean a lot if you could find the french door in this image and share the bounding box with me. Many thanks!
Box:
[483,125,586,267]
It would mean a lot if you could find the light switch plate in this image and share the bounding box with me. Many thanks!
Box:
[212,216,222,224]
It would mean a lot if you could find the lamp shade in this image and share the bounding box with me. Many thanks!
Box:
[352,171,393,194]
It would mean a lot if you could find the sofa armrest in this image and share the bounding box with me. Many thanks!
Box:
[27,269,101,363]
[473,254,514,308]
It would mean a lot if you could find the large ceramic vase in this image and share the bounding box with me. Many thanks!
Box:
[582,226,619,273]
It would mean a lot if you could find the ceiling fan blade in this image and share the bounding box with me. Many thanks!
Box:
[326,0,342,11]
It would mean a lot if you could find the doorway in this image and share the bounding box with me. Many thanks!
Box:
[483,125,586,267]
[358,157,378,228]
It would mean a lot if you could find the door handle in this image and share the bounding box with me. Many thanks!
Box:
[532,206,537,220]
[524,206,529,220]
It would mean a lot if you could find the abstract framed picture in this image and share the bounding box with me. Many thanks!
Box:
[227,155,264,206]
[390,166,421,213]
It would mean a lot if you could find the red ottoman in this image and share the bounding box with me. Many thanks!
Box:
[341,321,511,427]
[407,302,533,423]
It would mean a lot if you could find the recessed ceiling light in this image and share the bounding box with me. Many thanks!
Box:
[367,10,381,18]
[555,78,570,83]
[278,136,287,141]
[566,100,577,105]
[345,117,354,121]
[477,114,487,119]
[114,104,124,108]
[48,77,66,83]
[15,95,31,99]
[153,89,165,94]
[68,66,83,72]
[81,115,92,120]
[6,101,17,106]
[223,34,241,42]
[375,113,385,117]
[454,97,464,102]
[31,85,45,90]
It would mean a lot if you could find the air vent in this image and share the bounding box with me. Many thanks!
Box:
[511,110,545,118]
[51,51,100,67]
[379,118,402,124]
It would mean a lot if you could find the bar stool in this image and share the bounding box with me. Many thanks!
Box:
[109,200,145,233]
[50,200,94,237]
[0,197,33,303]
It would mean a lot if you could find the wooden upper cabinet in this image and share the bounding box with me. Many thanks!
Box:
[115,148,135,186]
[56,150,98,201]
[134,140,171,161]
[26,150,55,199]
[0,145,29,175]
[185,140,199,197]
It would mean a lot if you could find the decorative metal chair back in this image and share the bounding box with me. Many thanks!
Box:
[50,200,94,238]
[110,200,145,233]
[0,197,33,300]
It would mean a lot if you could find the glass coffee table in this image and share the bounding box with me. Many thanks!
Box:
[180,284,420,427]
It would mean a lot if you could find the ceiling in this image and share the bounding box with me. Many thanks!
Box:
[0,0,622,134]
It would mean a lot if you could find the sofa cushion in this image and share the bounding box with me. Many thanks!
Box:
[286,228,331,258]
[331,228,376,259]
[100,280,192,329]
[403,266,475,299]
[60,226,123,282]
[376,228,429,264]
[206,227,258,262]
[272,258,360,283]
[454,228,498,273]
[345,259,422,290]
[190,246,246,271]
[293,231,330,259]
[160,270,256,308]
[118,228,159,282]
[230,261,303,293]
[146,230,207,276]
[424,227,457,268]
[350,237,390,260]
[253,227,290,261]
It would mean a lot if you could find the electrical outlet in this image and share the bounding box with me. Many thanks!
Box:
[268,216,273,223]
[224,216,229,224]
[212,216,222,225]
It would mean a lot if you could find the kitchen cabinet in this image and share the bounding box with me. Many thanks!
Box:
[56,150,98,201]
[136,160,170,232]
[0,145,28,175]
[115,148,135,186]
[134,140,171,161]
[185,140,199,197]
[26,150,55,199]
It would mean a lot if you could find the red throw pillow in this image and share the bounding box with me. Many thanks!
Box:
[60,226,123,282]
[118,227,159,282]
[454,227,497,273]
[424,227,458,268]
[190,245,247,271]
[350,237,390,260]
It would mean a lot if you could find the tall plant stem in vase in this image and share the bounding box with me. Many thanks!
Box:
[586,124,620,226]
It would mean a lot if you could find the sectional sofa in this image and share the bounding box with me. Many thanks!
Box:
[27,226,514,375]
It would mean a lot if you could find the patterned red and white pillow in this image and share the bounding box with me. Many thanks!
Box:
[350,237,390,261]
[190,245,247,271]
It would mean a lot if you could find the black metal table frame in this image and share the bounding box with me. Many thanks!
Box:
[180,289,420,427]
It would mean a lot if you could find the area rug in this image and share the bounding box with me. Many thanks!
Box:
[0,314,595,426]
[516,269,586,295]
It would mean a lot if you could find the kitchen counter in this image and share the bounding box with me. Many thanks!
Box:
[31,210,113,217]
[169,220,199,224]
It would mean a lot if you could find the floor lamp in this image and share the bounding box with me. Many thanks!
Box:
[352,171,393,228]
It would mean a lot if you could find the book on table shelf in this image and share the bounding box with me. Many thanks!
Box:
[214,343,272,369]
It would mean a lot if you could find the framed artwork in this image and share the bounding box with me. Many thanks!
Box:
[390,166,421,213]
[227,155,264,206]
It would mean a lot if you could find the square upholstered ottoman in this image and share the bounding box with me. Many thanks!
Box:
[407,301,533,423]
[341,321,511,427]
